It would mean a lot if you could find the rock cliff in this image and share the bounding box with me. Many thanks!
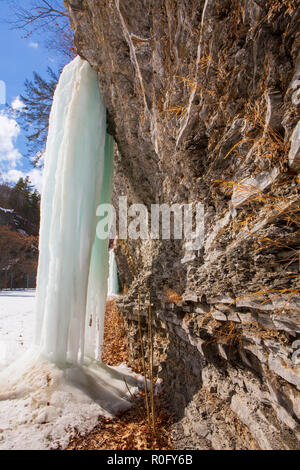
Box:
[66,0,300,449]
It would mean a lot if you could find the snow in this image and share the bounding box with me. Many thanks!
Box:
[17,229,27,236]
[0,290,35,369]
[0,207,13,213]
[0,291,144,450]
[0,352,144,450]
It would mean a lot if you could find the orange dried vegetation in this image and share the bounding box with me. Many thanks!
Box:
[102,299,129,366]
[67,394,174,450]
[163,288,182,303]
[67,300,174,450]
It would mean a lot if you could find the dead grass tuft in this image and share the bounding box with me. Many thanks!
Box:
[163,288,182,303]
[67,394,174,450]
[209,321,242,348]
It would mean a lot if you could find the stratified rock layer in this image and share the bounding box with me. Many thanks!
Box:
[66,0,300,449]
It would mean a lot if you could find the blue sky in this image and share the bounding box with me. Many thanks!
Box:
[0,0,66,192]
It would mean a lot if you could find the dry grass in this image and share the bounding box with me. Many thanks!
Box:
[243,102,287,165]
[209,321,242,348]
[164,71,217,120]
[215,179,299,225]
[198,56,214,71]
[214,171,300,314]
[102,299,129,366]
[250,0,298,35]
[163,288,182,303]
[175,75,217,97]
[67,299,174,450]
[137,292,150,427]
[255,235,299,268]
[165,105,187,118]
[229,285,300,317]
[118,239,137,276]
[136,293,158,436]
[66,394,174,450]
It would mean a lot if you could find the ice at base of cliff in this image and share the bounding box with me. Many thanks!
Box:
[108,249,119,297]
[0,349,145,450]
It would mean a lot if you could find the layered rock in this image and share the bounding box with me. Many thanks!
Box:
[66,0,300,449]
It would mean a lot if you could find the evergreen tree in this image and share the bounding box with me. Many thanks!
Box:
[8,177,40,225]
[29,189,41,225]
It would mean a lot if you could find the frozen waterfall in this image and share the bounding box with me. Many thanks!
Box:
[0,57,143,449]
[35,56,113,365]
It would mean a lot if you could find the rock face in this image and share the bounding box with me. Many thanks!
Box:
[66,0,300,449]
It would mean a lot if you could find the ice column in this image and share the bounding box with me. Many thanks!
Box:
[34,56,113,365]
[108,249,119,297]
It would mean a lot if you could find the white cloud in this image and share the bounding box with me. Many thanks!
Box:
[27,167,43,193]
[11,96,25,111]
[0,111,22,168]
[0,110,43,193]
[29,41,39,49]
[4,169,24,184]
[2,167,43,194]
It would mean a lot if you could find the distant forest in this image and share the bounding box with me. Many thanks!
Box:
[0,178,40,288]
[0,177,40,226]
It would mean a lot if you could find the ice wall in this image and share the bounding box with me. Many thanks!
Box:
[35,56,113,365]
[84,134,114,361]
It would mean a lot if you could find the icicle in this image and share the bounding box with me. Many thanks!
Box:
[108,249,119,297]
[84,134,114,362]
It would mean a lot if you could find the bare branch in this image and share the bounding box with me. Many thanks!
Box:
[6,0,70,41]
[5,1,75,60]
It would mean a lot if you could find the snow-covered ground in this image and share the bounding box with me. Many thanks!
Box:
[0,290,35,370]
[0,207,14,213]
[0,290,143,450]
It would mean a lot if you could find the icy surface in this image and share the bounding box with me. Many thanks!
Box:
[0,350,144,450]
[108,249,119,297]
[85,133,114,361]
[35,56,110,364]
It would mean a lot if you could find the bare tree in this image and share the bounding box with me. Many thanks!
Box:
[8,0,68,30]
[4,1,77,163]
[6,0,76,60]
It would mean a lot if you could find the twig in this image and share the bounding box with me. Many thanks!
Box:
[138,291,150,427]
[148,297,156,435]
[123,376,144,421]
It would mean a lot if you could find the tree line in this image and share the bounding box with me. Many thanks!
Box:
[0,177,40,226]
